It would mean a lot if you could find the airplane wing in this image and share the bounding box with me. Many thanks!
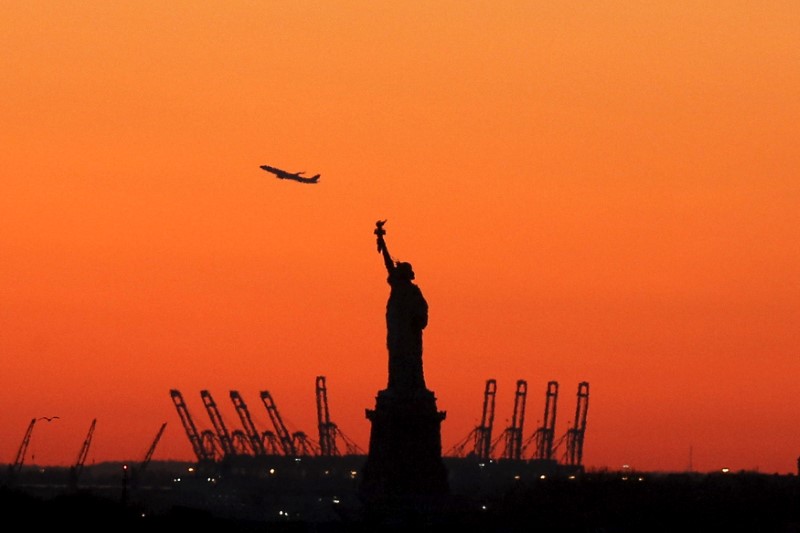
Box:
[289,173,320,184]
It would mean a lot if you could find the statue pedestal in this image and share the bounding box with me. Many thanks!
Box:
[359,388,449,521]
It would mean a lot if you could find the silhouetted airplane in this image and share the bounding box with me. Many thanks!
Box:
[260,164,320,184]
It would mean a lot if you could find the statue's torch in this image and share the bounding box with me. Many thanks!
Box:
[374,220,387,252]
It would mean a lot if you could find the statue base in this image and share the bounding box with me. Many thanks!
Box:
[359,387,449,522]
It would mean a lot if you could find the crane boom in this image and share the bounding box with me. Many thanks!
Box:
[10,418,36,473]
[565,381,590,467]
[315,376,339,457]
[230,391,268,456]
[201,390,237,458]
[169,389,213,462]
[69,418,96,490]
[260,391,296,456]
[7,418,36,485]
[142,422,167,468]
[75,418,97,469]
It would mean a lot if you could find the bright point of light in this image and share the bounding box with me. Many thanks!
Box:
[540,474,546,480]
[332,498,340,504]
[269,468,276,475]
[294,458,301,462]
[568,475,576,480]
[481,505,488,511]
[513,474,520,480]
[188,467,194,472]
[722,467,730,473]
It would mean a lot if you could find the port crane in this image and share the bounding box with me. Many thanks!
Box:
[7,418,36,482]
[262,431,284,455]
[314,376,363,456]
[495,379,527,460]
[474,379,498,461]
[200,390,237,458]
[230,390,268,456]
[528,381,559,460]
[292,431,318,457]
[447,379,498,459]
[564,381,590,468]
[170,389,214,462]
[69,418,96,490]
[129,422,167,488]
[315,376,339,457]
[200,429,222,460]
[260,391,297,456]
[141,422,167,471]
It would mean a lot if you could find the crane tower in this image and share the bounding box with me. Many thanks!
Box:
[565,381,590,468]
[532,381,559,460]
[315,376,339,457]
[474,379,497,461]
[498,379,528,460]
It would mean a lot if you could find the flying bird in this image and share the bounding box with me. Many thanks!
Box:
[38,416,60,422]
[260,164,320,184]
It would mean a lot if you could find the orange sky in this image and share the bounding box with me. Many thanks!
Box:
[2,2,799,474]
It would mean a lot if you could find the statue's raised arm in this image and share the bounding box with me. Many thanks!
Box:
[375,220,394,275]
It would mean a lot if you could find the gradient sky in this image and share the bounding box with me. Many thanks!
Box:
[2,2,798,474]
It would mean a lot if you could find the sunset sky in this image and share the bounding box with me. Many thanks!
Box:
[2,2,798,474]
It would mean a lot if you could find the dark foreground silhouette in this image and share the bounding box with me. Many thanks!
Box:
[3,467,799,532]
